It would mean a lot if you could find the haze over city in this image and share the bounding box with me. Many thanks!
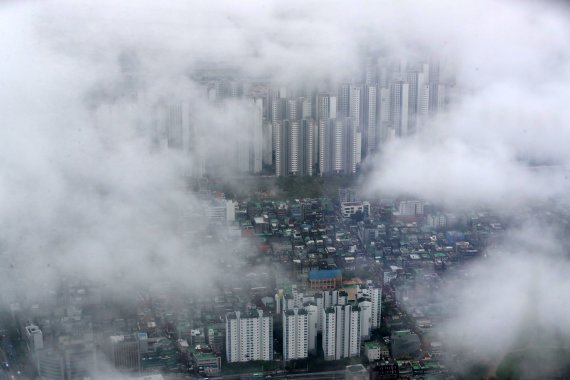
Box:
[1,1,570,379]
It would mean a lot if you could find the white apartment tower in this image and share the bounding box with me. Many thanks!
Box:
[349,85,361,130]
[250,97,264,174]
[275,119,314,176]
[357,286,382,329]
[429,83,448,114]
[157,101,193,151]
[322,290,348,308]
[357,297,373,340]
[301,119,315,176]
[390,81,410,137]
[289,120,301,175]
[303,303,319,354]
[274,121,285,176]
[398,200,425,216]
[226,310,273,363]
[319,118,360,175]
[337,84,360,125]
[262,121,273,166]
[362,85,377,157]
[322,305,361,361]
[283,308,309,361]
[316,93,337,171]
[337,84,350,117]
[286,99,300,121]
[377,87,391,147]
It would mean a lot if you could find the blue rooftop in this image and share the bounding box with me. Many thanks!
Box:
[309,269,342,280]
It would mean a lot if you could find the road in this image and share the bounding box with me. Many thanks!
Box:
[180,369,346,380]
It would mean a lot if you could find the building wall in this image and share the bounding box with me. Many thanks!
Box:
[225,310,273,363]
[283,309,309,361]
[322,305,361,361]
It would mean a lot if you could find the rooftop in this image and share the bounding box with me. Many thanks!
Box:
[365,341,388,349]
[309,269,342,280]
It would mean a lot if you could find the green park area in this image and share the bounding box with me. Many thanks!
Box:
[200,174,361,201]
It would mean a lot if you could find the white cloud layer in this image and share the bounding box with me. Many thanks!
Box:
[1,0,570,375]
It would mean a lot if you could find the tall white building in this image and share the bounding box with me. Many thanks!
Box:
[376,87,391,148]
[319,118,360,175]
[286,98,300,121]
[322,290,348,308]
[303,303,319,354]
[348,85,361,130]
[25,324,44,352]
[406,63,432,135]
[357,298,373,340]
[301,119,315,175]
[275,119,315,176]
[283,308,309,361]
[225,310,273,363]
[233,97,263,174]
[316,93,337,171]
[314,293,324,332]
[205,199,237,224]
[357,286,382,330]
[299,97,312,120]
[250,97,264,174]
[398,200,425,216]
[362,85,377,157]
[337,84,350,117]
[429,83,448,114]
[274,121,285,176]
[262,121,273,166]
[390,81,410,137]
[322,305,361,361]
[151,101,195,153]
[289,120,301,175]
[406,70,420,135]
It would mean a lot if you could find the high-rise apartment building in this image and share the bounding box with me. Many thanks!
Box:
[322,305,361,361]
[283,308,309,361]
[357,286,382,330]
[337,84,350,117]
[275,119,315,176]
[106,335,141,373]
[303,303,319,354]
[398,200,425,216]
[390,81,410,137]
[348,85,361,130]
[362,85,377,157]
[319,118,360,175]
[225,310,273,363]
[316,93,337,172]
[322,290,348,308]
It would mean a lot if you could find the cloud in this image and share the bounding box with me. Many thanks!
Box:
[438,223,570,375]
[363,0,570,207]
[1,0,570,377]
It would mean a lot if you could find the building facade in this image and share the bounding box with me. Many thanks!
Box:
[322,305,361,361]
[283,308,309,361]
[225,310,273,363]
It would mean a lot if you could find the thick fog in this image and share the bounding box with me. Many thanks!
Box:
[2,0,570,377]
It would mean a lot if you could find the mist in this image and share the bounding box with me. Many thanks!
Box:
[2,0,570,378]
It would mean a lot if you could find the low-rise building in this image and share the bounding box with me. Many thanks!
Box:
[364,340,390,361]
[189,345,221,376]
[369,359,399,380]
[341,201,370,219]
[308,269,342,290]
